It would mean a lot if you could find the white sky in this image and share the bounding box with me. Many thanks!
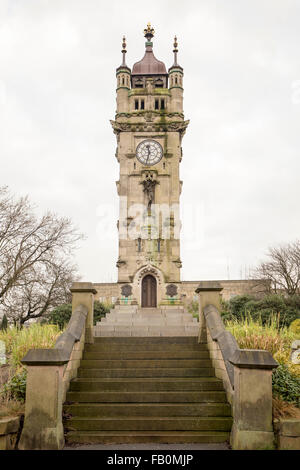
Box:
[1,0,300,283]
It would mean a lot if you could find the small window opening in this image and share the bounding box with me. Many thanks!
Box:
[138,237,142,252]
[161,99,165,110]
[175,76,178,84]
[141,99,145,110]
[122,77,125,85]
[157,239,161,252]
[135,99,139,110]
[134,162,136,169]
[163,162,166,169]
[155,99,159,110]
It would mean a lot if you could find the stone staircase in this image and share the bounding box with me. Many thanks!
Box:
[94,306,199,337]
[64,336,232,444]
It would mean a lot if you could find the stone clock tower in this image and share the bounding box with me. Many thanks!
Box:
[111,24,189,308]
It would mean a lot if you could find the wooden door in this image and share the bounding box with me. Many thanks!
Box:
[141,275,157,308]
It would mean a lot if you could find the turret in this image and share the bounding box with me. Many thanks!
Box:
[168,36,184,113]
[116,36,131,113]
[131,23,168,89]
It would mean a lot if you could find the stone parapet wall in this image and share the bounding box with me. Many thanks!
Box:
[93,279,264,307]
[206,329,234,405]
[62,326,86,402]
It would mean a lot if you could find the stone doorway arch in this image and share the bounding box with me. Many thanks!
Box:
[141,274,157,308]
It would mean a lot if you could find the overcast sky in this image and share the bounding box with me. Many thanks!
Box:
[1,0,300,283]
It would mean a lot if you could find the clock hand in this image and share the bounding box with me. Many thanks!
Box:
[146,145,150,163]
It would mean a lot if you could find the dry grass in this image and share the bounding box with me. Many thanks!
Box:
[273,397,300,420]
[0,395,25,418]
[0,323,61,371]
[225,315,297,356]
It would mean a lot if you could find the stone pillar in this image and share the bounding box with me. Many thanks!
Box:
[18,350,68,450]
[70,282,97,344]
[229,349,278,450]
[195,282,223,343]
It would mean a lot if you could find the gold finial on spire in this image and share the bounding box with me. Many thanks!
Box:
[122,36,126,52]
[144,22,155,40]
[173,35,179,66]
[121,35,127,67]
[173,36,178,52]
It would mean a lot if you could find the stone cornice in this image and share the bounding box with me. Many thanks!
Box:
[110,119,189,136]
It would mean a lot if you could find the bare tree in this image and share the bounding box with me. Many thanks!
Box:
[0,186,83,304]
[2,260,79,326]
[254,240,300,296]
[0,187,83,323]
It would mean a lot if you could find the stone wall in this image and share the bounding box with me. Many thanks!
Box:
[93,279,264,307]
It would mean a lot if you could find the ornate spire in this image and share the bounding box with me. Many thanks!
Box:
[121,35,127,67]
[173,36,178,66]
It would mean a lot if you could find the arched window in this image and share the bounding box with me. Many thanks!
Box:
[137,237,142,252]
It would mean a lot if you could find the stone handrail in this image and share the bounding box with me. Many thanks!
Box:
[203,304,238,389]
[20,304,88,366]
[18,282,96,450]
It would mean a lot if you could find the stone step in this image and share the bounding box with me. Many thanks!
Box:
[103,313,194,319]
[69,377,223,392]
[99,318,195,325]
[80,359,212,369]
[77,368,215,378]
[82,350,210,360]
[65,416,233,432]
[94,326,199,337]
[65,430,230,445]
[85,342,207,352]
[66,390,227,402]
[93,336,200,344]
[64,403,232,418]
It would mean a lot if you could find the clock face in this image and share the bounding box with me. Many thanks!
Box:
[136,139,163,166]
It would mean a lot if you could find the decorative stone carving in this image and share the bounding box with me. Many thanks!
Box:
[135,263,163,286]
[121,284,132,298]
[140,179,158,209]
[116,258,126,268]
[166,284,178,298]
[110,120,189,135]
[115,111,184,120]
[173,258,182,268]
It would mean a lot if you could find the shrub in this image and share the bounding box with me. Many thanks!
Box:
[272,364,300,406]
[290,319,300,337]
[273,349,300,377]
[1,369,27,402]
[47,301,111,329]
[47,304,72,330]
[222,294,300,327]
[94,301,111,325]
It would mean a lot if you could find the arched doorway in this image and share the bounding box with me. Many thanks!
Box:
[141,274,157,308]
